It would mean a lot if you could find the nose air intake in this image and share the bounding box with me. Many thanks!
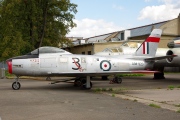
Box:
[6,59,12,74]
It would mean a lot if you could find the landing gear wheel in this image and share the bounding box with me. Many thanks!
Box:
[74,77,93,89]
[154,72,165,79]
[74,79,82,87]
[109,77,122,84]
[116,77,122,84]
[12,82,21,90]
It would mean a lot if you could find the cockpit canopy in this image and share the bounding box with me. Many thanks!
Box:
[27,46,72,55]
[101,42,140,53]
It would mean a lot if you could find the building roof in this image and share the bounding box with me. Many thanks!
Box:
[86,33,112,43]
[85,20,169,43]
[129,21,167,37]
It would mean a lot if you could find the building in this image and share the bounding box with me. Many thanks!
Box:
[65,14,180,55]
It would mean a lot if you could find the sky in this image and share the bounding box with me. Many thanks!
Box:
[67,0,180,38]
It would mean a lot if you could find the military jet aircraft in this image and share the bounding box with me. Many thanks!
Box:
[167,37,180,48]
[6,29,175,90]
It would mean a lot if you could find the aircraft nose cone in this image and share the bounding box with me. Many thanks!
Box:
[167,41,174,48]
[6,58,12,74]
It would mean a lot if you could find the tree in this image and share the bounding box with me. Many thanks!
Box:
[0,0,77,61]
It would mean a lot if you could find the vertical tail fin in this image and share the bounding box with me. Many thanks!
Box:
[135,29,162,56]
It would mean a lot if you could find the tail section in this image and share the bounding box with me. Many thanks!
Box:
[135,29,162,56]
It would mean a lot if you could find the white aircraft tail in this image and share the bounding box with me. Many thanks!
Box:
[134,29,162,56]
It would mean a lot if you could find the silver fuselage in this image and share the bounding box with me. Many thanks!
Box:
[10,53,150,77]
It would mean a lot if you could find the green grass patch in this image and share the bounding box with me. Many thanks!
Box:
[112,93,115,97]
[116,74,144,77]
[175,104,180,107]
[149,104,161,108]
[168,85,175,90]
[112,87,127,94]
[93,88,114,92]
[177,86,180,88]
[177,109,180,113]
[93,87,127,93]
[94,88,102,92]
[5,70,15,78]
[102,88,107,91]
[160,101,166,104]
[108,88,113,91]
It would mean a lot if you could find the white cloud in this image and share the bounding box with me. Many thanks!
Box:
[138,0,180,22]
[112,4,123,10]
[144,0,151,2]
[67,18,124,38]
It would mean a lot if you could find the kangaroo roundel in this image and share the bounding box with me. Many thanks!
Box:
[100,60,111,71]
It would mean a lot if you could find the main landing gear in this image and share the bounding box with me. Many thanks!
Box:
[153,72,165,79]
[109,76,122,84]
[153,67,165,79]
[12,76,21,90]
[74,76,92,89]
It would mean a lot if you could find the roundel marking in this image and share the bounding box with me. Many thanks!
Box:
[100,60,111,71]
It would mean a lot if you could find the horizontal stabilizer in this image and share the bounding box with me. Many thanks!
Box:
[144,55,177,62]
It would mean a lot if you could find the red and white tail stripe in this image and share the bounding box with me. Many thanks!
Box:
[135,29,162,56]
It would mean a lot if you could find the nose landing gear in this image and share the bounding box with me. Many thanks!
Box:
[12,76,21,90]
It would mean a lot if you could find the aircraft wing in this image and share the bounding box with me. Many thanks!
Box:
[144,55,177,62]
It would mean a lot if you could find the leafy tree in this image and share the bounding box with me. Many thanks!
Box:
[0,0,77,61]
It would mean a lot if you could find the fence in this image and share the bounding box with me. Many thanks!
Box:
[0,61,6,79]
[0,61,7,69]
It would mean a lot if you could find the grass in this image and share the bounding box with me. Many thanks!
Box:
[112,87,127,94]
[168,85,175,90]
[149,103,161,108]
[167,85,180,89]
[93,87,127,94]
[94,88,102,92]
[102,88,107,92]
[93,88,114,92]
[112,93,115,97]
[160,101,166,104]
[175,104,180,107]
[108,88,113,91]
[177,109,180,113]
[117,74,144,77]
[5,70,15,78]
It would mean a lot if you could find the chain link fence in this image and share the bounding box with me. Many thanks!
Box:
[0,61,6,79]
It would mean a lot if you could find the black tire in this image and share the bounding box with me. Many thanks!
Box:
[117,77,122,84]
[74,79,82,87]
[113,77,122,84]
[102,76,108,80]
[12,82,21,90]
